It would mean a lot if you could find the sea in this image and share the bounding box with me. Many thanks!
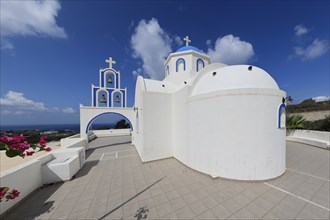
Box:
[0,123,116,131]
[0,124,80,131]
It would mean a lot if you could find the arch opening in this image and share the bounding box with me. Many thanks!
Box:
[112,90,123,107]
[176,58,186,72]
[97,89,109,107]
[85,112,133,134]
[278,104,286,128]
[196,58,205,72]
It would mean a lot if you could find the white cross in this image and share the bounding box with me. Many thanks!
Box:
[183,36,191,46]
[105,57,116,69]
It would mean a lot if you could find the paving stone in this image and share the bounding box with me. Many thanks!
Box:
[194,210,217,219]
[175,206,195,219]
[210,203,232,219]
[170,197,187,211]
[155,202,174,217]
[189,200,208,216]
[165,189,181,201]
[161,211,179,219]
[182,192,199,205]
[200,195,218,210]
[295,203,330,219]
[152,193,169,206]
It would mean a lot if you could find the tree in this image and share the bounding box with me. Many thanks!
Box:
[300,98,316,105]
[114,119,130,129]
[286,96,293,105]
[286,115,305,129]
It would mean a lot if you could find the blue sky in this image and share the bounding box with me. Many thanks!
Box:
[0,0,329,125]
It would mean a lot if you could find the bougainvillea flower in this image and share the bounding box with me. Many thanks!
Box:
[39,139,47,147]
[26,151,35,156]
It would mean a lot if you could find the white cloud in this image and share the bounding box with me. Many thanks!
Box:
[2,110,27,115]
[206,39,212,47]
[62,107,76,114]
[0,0,67,49]
[294,39,329,61]
[132,68,143,78]
[0,91,75,114]
[294,24,309,36]
[0,91,47,110]
[312,96,330,102]
[174,36,183,46]
[207,35,255,65]
[131,18,172,80]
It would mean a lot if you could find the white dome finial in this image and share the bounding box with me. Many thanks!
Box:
[183,36,191,46]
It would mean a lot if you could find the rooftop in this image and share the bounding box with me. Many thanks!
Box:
[3,136,329,219]
[176,45,202,53]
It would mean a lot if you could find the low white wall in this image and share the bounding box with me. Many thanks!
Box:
[0,160,42,215]
[0,143,86,215]
[287,129,330,149]
[60,136,88,149]
[92,129,131,137]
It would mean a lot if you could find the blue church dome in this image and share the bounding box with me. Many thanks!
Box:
[176,45,202,53]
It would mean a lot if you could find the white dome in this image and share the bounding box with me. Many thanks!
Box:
[191,65,280,96]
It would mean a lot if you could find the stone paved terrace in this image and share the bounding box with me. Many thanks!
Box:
[3,135,330,220]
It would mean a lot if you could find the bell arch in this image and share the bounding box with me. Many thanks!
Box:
[104,71,116,88]
[96,89,109,107]
[112,90,123,107]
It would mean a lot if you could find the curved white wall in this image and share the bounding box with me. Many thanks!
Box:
[187,89,286,180]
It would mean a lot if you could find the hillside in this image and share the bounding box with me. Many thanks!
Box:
[286,100,330,131]
[287,100,330,113]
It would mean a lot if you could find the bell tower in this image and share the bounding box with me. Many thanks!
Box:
[91,57,127,108]
[163,36,211,85]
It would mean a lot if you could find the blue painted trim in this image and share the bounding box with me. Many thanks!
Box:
[196,58,205,72]
[176,58,186,72]
[101,71,104,87]
[116,73,119,89]
[93,88,98,107]
[278,103,286,128]
[85,112,133,134]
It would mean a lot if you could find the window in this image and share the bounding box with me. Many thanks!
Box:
[176,58,186,72]
[166,65,169,75]
[278,104,286,128]
[196,58,205,72]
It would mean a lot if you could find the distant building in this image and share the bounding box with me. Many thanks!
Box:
[40,130,59,135]
[80,36,287,181]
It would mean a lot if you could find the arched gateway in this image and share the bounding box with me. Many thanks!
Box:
[80,57,134,140]
[80,106,135,140]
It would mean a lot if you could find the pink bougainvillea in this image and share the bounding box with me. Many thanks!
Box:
[0,134,51,158]
[0,134,52,202]
[0,188,20,202]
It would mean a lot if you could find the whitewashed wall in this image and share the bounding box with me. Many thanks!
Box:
[0,160,42,215]
[172,87,189,164]
[187,89,286,180]
[141,92,173,161]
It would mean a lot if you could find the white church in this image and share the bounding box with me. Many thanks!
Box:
[80,36,287,181]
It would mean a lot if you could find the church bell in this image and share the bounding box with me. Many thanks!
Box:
[115,95,120,103]
[99,94,107,103]
[108,77,112,84]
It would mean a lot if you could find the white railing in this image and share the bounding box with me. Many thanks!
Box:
[287,129,330,149]
[92,129,131,137]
